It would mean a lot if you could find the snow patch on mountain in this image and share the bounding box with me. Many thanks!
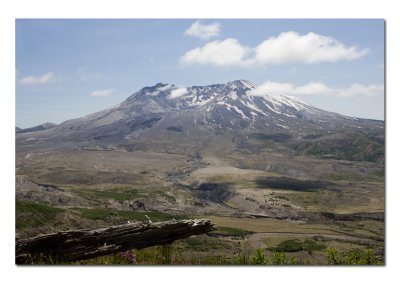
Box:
[230,105,247,119]
[271,94,308,111]
[243,101,264,116]
[188,92,218,106]
[239,80,257,89]
[260,100,281,115]
[229,91,239,100]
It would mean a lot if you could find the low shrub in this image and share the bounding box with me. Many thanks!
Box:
[271,239,326,253]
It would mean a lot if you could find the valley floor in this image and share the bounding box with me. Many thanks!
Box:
[15,148,385,265]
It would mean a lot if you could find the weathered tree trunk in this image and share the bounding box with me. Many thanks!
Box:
[16,219,215,264]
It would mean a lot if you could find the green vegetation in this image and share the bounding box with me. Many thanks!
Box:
[15,129,385,267]
[76,188,148,201]
[256,177,334,192]
[24,252,132,265]
[76,187,176,203]
[178,235,232,252]
[271,239,303,252]
[326,247,383,265]
[292,132,384,162]
[71,207,186,222]
[16,200,64,229]
[248,133,292,142]
[273,194,289,201]
[250,249,302,265]
[270,239,326,254]
[249,249,307,265]
[326,173,365,181]
[210,227,252,238]
[303,133,324,139]
[19,241,384,265]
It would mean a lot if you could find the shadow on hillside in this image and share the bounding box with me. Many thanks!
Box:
[255,177,338,192]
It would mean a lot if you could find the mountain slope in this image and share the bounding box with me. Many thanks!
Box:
[16,122,57,134]
[16,80,384,161]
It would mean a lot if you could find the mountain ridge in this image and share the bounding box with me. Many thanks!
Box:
[16,80,384,162]
[16,122,57,134]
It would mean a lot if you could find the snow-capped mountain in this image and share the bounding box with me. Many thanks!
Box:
[52,79,375,132]
[16,80,384,161]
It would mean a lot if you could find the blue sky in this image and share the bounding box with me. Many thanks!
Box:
[15,19,384,128]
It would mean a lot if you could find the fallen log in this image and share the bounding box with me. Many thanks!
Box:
[16,218,215,264]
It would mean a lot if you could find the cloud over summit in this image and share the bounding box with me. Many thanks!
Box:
[251,81,383,98]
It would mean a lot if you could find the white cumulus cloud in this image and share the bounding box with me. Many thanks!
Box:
[169,87,188,99]
[180,38,250,67]
[89,88,115,97]
[253,31,368,65]
[184,21,221,40]
[251,81,295,96]
[181,31,369,67]
[19,72,57,85]
[251,81,383,98]
[295,82,332,95]
[335,83,384,98]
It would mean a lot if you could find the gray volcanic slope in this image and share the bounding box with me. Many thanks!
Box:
[16,80,384,161]
[16,122,57,134]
